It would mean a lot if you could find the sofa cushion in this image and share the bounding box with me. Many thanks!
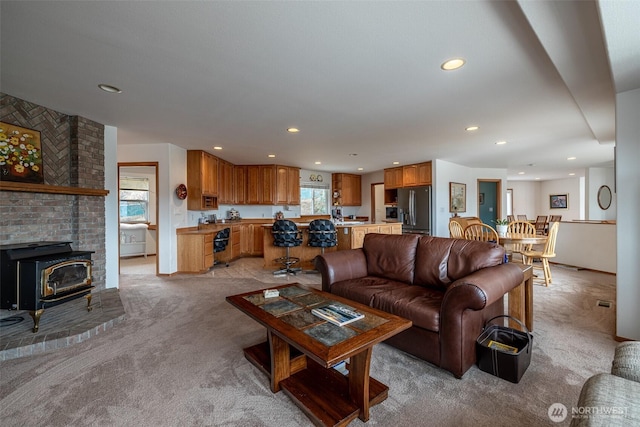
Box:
[363,233,420,285]
[413,236,505,290]
[330,276,408,307]
[372,285,443,332]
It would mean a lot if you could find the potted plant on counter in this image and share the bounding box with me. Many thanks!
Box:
[493,219,510,237]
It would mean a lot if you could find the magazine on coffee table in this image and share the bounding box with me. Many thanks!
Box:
[311,304,364,326]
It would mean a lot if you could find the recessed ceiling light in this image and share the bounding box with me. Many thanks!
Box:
[495,141,507,145]
[518,172,525,175]
[314,161,321,165]
[535,177,541,180]
[287,128,300,133]
[357,167,364,171]
[569,173,576,176]
[465,126,479,131]
[268,154,276,158]
[567,156,576,160]
[213,146,222,150]
[441,58,465,71]
[393,161,400,165]
[98,84,122,93]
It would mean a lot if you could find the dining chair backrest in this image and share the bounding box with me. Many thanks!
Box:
[463,223,499,243]
[534,215,548,235]
[507,221,536,253]
[507,215,515,224]
[543,221,560,257]
[517,215,528,221]
[549,215,562,222]
[449,221,465,238]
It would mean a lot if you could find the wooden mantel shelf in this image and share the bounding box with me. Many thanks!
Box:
[0,181,109,196]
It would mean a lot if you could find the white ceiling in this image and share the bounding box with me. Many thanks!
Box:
[1,1,637,181]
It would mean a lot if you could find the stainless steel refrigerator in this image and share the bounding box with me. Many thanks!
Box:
[397,186,432,235]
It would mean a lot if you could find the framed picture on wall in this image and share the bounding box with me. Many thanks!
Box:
[549,194,568,209]
[449,182,466,213]
[0,121,44,184]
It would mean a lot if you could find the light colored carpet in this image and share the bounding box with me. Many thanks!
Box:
[0,261,618,426]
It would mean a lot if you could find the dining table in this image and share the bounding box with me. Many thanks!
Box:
[498,233,548,333]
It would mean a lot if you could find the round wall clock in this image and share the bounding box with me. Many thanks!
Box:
[175,184,188,200]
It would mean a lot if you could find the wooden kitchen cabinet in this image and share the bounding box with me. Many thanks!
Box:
[275,165,301,205]
[218,159,234,204]
[233,165,246,205]
[252,224,264,255]
[384,167,403,189]
[231,226,241,259]
[177,232,214,273]
[332,173,361,206]
[385,161,431,189]
[247,165,276,205]
[187,150,219,210]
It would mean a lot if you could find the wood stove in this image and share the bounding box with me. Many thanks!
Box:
[0,241,94,332]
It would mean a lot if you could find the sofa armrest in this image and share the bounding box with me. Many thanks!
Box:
[314,249,368,292]
[612,342,640,383]
[441,263,524,313]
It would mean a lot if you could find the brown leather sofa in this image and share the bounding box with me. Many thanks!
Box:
[314,233,524,378]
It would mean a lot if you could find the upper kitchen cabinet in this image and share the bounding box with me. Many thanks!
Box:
[332,173,361,206]
[384,167,403,189]
[218,159,234,205]
[233,165,247,205]
[247,165,276,205]
[403,162,432,187]
[187,150,218,210]
[385,161,431,189]
[275,165,301,205]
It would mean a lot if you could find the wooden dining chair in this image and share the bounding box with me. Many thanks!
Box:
[522,221,560,286]
[534,215,548,235]
[463,223,499,243]
[517,215,528,221]
[507,215,515,224]
[448,221,465,238]
[549,215,562,223]
[506,221,536,263]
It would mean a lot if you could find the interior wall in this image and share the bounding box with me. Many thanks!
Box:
[104,126,119,289]
[357,170,384,220]
[539,178,583,220]
[433,160,507,237]
[585,166,616,220]
[616,87,640,341]
[508,181,540,219]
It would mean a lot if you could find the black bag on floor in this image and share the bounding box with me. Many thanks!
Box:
[476,315,532,383]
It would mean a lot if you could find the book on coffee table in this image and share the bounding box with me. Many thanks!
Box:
[311,304,364,326]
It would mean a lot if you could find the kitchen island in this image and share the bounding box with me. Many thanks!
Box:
[262,222,402,271]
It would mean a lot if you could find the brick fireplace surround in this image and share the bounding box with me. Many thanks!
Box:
[0,93,106,292]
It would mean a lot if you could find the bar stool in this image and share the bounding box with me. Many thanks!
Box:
[272,219,302,275]
[306,219,337,273]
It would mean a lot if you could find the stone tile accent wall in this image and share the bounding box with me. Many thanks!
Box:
[0,93,107,289]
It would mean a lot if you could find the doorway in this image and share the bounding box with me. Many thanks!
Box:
[370,182,385,223]
[118,162,159,275]
[477,179,502,226]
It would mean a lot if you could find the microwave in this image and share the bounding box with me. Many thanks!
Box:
[385,207,398,219]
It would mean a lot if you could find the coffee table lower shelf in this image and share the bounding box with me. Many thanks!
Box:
[243,341,389,427]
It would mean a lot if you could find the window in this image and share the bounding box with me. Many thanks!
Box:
[300,184,330,215]
[120,177,149,222]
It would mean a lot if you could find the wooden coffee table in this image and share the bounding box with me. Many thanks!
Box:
[226,283,412,426]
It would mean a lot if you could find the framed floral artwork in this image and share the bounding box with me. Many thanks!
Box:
[0,122,44,184]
